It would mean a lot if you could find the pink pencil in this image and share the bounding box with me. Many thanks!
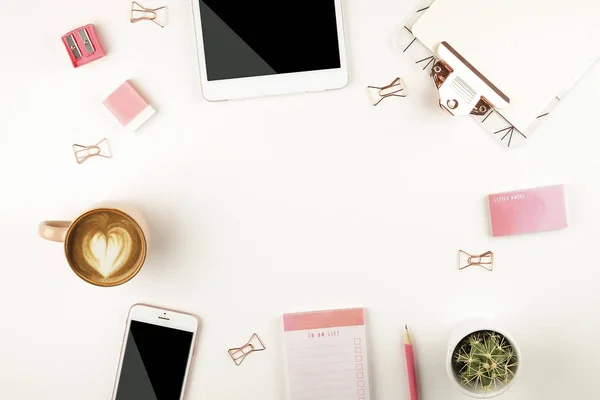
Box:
[404,325,419,400]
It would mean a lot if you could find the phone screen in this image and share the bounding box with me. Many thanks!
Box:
[115,320,194,400]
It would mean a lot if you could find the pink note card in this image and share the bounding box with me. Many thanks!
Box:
[283,308,370,400]
[488,185,568,237]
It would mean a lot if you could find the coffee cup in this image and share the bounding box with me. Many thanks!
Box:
[38,204,149,287]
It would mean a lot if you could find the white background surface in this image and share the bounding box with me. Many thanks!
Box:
[1,0,600,399]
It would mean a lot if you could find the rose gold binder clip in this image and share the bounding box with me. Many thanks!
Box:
[130,1,167,28]
[228,333,266,366]
[73,138,112,164]
[459,250,493,271]
[431,41,509,116]
[367,77,406,106]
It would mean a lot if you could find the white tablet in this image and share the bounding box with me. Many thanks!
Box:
[191,0,348,101]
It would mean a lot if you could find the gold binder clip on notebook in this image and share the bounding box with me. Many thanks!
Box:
[73,138,112,164]
[367,77,406,106]
[130,1,167,28]
[228,333,266,366]
[458,250,494,271]
[431,42,510,116]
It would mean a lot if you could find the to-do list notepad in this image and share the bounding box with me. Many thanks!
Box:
[283,308,370,400]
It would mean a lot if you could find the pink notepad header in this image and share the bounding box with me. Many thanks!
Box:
[488,184,567,237]
[283,308,364,332]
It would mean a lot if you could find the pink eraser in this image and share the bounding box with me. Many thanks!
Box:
[103,80,155,131]
[488,184,568,237]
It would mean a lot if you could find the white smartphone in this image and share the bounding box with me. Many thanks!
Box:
[111,304,199,400]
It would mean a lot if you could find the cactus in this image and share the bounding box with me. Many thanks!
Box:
[454,331,519,392]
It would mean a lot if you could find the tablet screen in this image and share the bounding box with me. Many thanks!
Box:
[198,0,341,81]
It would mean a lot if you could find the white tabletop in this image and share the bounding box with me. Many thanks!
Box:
[2,0,600,399]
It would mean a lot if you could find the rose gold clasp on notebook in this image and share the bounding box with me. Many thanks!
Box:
[431,42,509,117]
[130,2,167,28]
[458,250,494,271]
[432,58,495,117]
[228,333,266,366]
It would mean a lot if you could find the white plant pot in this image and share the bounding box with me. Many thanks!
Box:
[446,320,521,398]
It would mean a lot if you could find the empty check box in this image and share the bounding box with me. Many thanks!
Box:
[358,389,366,395]
[356,364,363,371]
[355,355,363,362]
[357,372,364,379]
[355,347,362,353]
[354,338,362,345]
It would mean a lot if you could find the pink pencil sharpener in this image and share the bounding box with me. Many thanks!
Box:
[61,24,105,68]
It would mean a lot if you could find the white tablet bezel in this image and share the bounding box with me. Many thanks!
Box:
[191,0,348,101]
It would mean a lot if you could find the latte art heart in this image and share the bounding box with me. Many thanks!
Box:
[82,227,133,277]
